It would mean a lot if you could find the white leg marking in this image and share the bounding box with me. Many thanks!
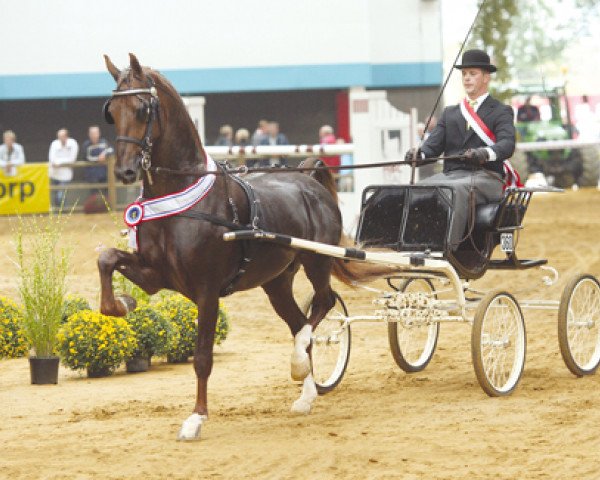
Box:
[291,373,318,414]
[291,324,312,381]
[177,413,207,441]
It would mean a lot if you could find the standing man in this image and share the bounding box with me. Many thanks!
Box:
[259,121,289,166]
[0,130,26,176]
[405,49,516,249]
[81,125,111,183]
[49,128,78,207]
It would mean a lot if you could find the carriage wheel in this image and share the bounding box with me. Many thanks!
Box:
[471,291,526,397]
[388,279,440,373]
[558,274,600,376]
[302,292,351,395]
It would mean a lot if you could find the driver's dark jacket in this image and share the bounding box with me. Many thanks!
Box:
[420,95,516,177]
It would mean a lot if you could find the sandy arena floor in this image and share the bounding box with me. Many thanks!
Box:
[1,189,600,480]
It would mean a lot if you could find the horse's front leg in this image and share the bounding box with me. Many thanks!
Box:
[177,292,219,441]
[97,247,164,316]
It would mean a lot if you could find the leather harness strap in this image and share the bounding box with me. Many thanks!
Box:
[179,166,261,297]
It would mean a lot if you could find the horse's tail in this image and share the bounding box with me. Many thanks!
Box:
[300,157,395,286]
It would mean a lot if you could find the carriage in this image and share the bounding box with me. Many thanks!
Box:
[224,181,600,397]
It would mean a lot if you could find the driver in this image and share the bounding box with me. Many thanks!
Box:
[406,48,516,250]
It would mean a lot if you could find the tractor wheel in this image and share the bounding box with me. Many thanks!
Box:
[578,147,600,187]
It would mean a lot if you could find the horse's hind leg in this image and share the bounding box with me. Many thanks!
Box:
[262,268,312,382]
[263,267,320,414]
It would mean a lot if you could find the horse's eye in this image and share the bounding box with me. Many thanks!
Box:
[136,102,149,121]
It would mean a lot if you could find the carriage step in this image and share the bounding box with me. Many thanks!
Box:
[488,258,548,270]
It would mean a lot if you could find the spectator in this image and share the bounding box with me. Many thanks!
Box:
[215,124,233,146]
[260,122,289,146]
[234,128,250,147]
[251,119,269,146]
[81,125,111,183]
[259,122,289,166]
[0,130,26,176]
[319,124,340,171]
[517,97,541,122]
[49,128,78,207]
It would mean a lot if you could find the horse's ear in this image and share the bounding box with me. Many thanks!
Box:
[104,55,120,82]
[129,53,143,75]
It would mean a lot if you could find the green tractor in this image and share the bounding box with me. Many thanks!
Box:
[510,85,600,188]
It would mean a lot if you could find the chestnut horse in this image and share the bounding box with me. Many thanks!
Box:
[99,54,369,441]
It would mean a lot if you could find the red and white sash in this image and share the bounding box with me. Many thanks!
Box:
[460,98,497,146]
[460,98,523,189]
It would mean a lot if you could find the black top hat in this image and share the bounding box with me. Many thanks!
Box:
[454,49,497,73]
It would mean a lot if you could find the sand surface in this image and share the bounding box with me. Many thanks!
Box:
[1,189,600,479]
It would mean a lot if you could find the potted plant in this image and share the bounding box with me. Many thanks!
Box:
[155,293,230,363]
[61,295,92,323]
[0,296,29,359]
[57,310,137,377]
[15,213,71,384]
[124,305,172,372]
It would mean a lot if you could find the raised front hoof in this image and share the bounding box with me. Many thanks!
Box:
[290,399,312,415]
[290,353,311,382]
[176,413,206,442]
[116,294,137,313]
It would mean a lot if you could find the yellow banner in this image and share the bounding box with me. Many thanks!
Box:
[0,164,50,215]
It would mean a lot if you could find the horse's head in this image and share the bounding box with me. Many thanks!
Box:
[103,53,161,184]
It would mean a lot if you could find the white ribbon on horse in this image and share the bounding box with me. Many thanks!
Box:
[460,98,523,189]
[125,154,218,250]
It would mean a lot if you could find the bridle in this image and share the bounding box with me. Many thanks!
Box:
[103,75,160,183]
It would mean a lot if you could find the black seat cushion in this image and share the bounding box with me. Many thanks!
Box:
[475,203,500,231]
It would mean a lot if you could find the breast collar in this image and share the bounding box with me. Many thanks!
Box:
[124,154,217,248]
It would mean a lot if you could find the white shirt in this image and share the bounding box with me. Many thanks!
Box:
[0,143,26,176]
[465,92,496,161]
[48,138,78,181]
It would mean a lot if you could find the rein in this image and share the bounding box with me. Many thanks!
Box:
[150,156,469,178]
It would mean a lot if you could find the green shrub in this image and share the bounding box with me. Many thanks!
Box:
[155,294,230,362]
[0,296,29,358]
[61,295,92,323]
[57,310,137,376]
[125,305,172,358]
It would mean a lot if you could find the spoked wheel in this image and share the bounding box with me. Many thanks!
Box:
[388,278,440,372]
[302,292,351,395]
[558,274,600,376]
[471,291,526,397]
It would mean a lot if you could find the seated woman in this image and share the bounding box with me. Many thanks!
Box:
[406,49,516,253]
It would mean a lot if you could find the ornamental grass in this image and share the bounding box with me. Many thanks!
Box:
[0,296,29,358]
[15,212,71,357]
[57,310,137,377]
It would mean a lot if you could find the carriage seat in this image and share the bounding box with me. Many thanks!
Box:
[474,203,501,231]
[474,197,528,232]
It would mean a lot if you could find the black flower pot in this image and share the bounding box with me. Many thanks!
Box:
[29,356,60,385]
[126,356,149,373]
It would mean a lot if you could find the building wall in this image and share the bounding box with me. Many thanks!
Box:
[0,0,442,161]
[0,0,442,99]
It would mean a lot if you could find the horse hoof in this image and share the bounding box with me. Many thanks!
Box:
[290,353,311,381]
[176,413,206,441]
[291,399,312,415]
[117,295,137,313]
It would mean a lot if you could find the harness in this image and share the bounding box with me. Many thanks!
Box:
[106,77,261,297]
[179,168,262,296]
